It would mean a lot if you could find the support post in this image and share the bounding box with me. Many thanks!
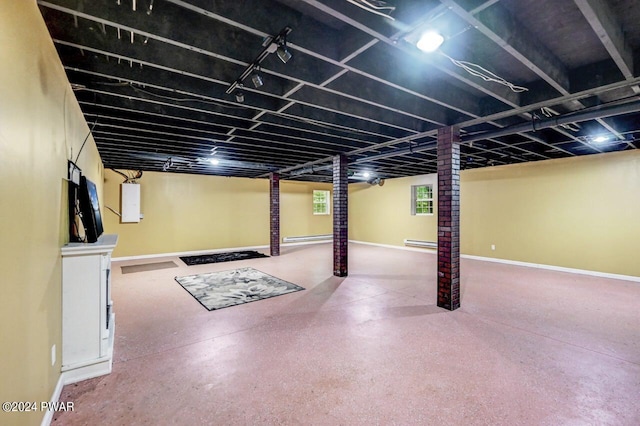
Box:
[437,126,461,310]
[333,154,348,277]
[269,172,280,257]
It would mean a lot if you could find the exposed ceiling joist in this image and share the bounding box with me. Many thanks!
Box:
[37,0,640,181]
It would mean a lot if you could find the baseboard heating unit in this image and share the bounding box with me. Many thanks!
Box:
[404,239,437,249]
[283,234,332,243]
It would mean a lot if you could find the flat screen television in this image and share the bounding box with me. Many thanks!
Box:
[78,176,104,243]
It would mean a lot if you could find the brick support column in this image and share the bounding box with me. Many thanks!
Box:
[437,126,461,310]
[333,154,348,277]
[269,172,280,257]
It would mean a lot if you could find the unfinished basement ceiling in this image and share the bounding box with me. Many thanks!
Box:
[39,0,640,182]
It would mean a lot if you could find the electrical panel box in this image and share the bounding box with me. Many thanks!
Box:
[121,183,141,223]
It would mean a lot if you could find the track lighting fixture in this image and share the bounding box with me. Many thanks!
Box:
[235,84,245,103]
[276,42,292,63]
[162,157,173,172]
[251,67,264,88]
[225,27,293,98]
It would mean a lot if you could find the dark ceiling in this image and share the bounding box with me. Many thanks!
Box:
[39,0,640,182]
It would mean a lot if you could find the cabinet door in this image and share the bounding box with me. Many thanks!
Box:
[62,255,102,366]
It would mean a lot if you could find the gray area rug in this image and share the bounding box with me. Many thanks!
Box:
[174,267,304,310]
[121,261,178,274]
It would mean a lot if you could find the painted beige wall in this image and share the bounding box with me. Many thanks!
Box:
[350,150,640,277]
[349,174,438,246]
[461,150,640,277]
[0,2,103,425]
[281,181,333,239]
[103,170,332,257]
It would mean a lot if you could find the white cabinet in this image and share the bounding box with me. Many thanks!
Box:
[61,234,118,384]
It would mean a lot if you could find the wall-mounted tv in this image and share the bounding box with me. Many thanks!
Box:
[78,176,104,243]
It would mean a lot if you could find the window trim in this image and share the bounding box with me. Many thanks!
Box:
[312,190,331,215]
[411,184,434,216]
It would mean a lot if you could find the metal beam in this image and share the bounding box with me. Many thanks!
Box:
[574,0,634,80]
[299,0,521,107]
[441,0,570,94]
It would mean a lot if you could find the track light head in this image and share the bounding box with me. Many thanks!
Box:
[251,68,264,88]
[162,157,173,172]
[234,84,244,103]
[276,44,292,63]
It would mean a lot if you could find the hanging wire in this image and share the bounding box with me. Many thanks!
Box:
[438,51,529,93]
[346,0,396,20]
[75,115,100,163]
[541,106,581,132]
[129,84,251,110]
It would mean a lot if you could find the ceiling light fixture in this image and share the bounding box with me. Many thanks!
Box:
[209,158,220,165]
[416,31,444,53]
[225,27,292,97]
[251,67,264,88]
[162,157,173,172]
[276,42,292,63]
[593,135,609,143]
[235,84,245,103]
[363,171,371,178]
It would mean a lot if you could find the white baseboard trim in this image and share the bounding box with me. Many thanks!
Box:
[112,244,269,262]
[40,373,65,426]
[348,240,437,254]
[281,240,332,247]
[349,240,639,283]
[112,240,638,282]
[461,254,640,283]
[112,240,331,262]
[283,234,332,243]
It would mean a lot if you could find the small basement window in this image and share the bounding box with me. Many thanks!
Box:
[313,190,330,215]
[411,184,433,215]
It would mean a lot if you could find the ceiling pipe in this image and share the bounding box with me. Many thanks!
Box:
[465,98,640,143]
[280,98,640,179]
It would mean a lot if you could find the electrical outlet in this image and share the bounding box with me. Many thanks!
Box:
[491,244,496,251]
[51,344,56,366]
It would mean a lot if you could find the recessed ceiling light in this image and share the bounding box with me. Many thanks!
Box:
[593,135,609,143]
[209,158,220,165]
[363,171,371,178]
[416,31,444,53]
